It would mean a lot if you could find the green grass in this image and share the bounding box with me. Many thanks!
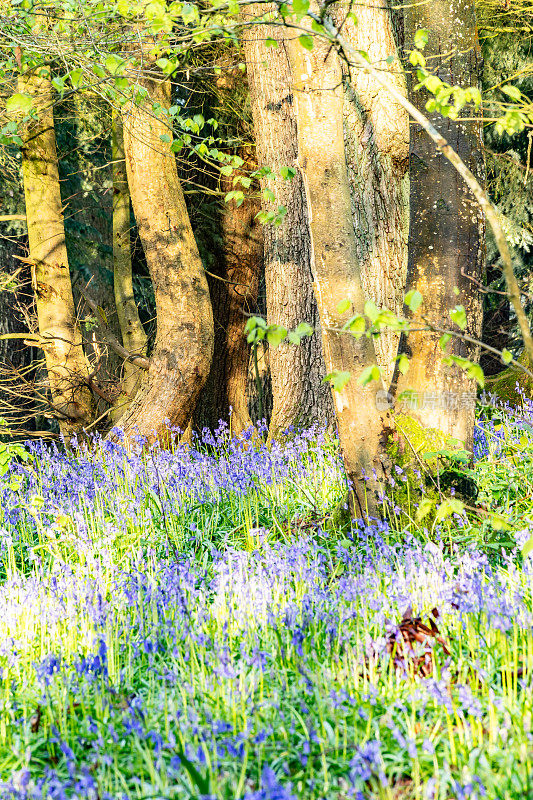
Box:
[0,415,532,799]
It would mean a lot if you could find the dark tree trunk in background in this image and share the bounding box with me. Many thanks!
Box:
[243,8,334,438]
[481,260,510,376]
[0,229,35,432]
[111,109,147,421]
[396,0,485,447]
[118,72,214,445]
[196,149,262,435]
[61,95,124,424]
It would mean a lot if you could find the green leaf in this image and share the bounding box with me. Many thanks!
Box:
[439,333,451,351]
[69,68,84,88]
[466,362,485,388]
[501,84,521,102]
[487,513,512,532]
[299,34,314,50]
[287,324,313,345]
[292,0,309,14]
[175,748,210,796]
[397,353,409,375]
[416,498,435,522]
[293,321,313,338]
[414,28,429,49]
[435,497,465,522]
[324,370,351,392]
[409,50,426,67]
[105,55,125,75]
[501,348,513,364]
[337,298,351,314]
[404,289,423,312]
[6,93,33,114]
[424,74,442,94]
[344,314,366,338]
[280,166,296,181]
[51,76,66,93]
[244,316,267,342]
[450,304,467,330]
[265,37,279,48]
[357,364,381,386]
[266,325,288,347]
[522,536,533,558]
[364,300,380,323]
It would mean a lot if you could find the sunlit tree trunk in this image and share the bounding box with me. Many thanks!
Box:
[118,72,213,445]
[286,25,391,517]
[243,9,334,438]
[111,109,147,422]
[19,68,94,439]
[395,0,485,447]
[336,0,410,382]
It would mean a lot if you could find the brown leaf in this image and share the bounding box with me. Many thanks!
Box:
[30,705,41,733]
[386,606,450,677]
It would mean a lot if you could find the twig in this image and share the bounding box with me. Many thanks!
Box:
[79,287,150,371]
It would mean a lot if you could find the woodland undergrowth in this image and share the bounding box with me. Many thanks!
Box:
[0,403,532,799]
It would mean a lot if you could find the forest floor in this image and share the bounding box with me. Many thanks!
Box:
[0,405,532,800]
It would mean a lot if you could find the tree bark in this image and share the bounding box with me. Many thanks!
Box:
[336,0,410,382]
[395,0,485,447]
[117,74,214,445]
[111,109,147,422]
[221,152,262,435]
[285,22,391,517]
[19,68,94,439]
[195,150,262,435]
[243,9,334,438]
[0,227,35,432]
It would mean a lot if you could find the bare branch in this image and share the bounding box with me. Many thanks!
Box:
[78,287,150,371]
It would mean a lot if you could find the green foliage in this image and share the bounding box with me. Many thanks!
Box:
[0,420,32,477]
[244,315,314,348]
[323,370,351,392]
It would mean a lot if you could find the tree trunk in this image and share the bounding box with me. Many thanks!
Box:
[194,150,262,435]
[117,74,214,445]
[0,226,35,432]
[285,23,391,518]
[111,109,147,422]
[243,9,334,438]
[19,68,94,439]
[395,0,485,447]
[336,0,410,383]
[220,151,262,435]
[62,94,123,424]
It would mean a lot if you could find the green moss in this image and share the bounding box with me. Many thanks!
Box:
[486,351,533,406]
[393,413,463,470]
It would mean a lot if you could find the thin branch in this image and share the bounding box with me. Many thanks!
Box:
[79,287,150,370]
